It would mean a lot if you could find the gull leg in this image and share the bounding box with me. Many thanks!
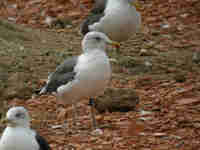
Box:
[89,98,98,129]
[64,119,68,137]
[64,104,77,135]
[56,100,69,136]
[72,103,77,127]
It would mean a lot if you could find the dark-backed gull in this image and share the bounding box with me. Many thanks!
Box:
[39,31,120,129]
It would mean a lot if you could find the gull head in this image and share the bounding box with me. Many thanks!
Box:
[82,31,120,52]
[2,107,30,127]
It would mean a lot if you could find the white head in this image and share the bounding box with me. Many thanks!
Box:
[107,0,140,10]
[82,31,120,52]
[3,107,31,128]
[107,0,133,4]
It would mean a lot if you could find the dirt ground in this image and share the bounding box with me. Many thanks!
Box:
[0,0,200,149]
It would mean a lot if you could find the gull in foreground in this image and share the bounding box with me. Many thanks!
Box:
[0,107,51,150]
[39,31,119,129]
[80,0,141,43]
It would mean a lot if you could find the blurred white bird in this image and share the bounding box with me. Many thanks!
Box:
[80,0,141,42]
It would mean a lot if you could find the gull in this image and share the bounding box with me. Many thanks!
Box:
[80,0,141,43]
[0,106,51,150]
[39,31,120,129]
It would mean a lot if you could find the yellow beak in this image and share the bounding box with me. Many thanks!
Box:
[110,41,121,48]
[132,0,141,11]
[107,40,121,49]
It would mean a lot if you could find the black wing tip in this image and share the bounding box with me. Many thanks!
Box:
[37,83,57,96]
[80,20,89,36]
[35,133,51,150]
[39,88,55,96]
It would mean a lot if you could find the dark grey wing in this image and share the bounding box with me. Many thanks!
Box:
[91,0,107,14]
[40,56,78,94]
[80,0,107,35]
[35,133,51,150]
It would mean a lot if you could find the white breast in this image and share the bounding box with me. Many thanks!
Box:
[57,50,111,104]
[0,127,39,150]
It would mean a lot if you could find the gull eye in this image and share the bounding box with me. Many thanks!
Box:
[15,113,24,118]
[95,37,101,41]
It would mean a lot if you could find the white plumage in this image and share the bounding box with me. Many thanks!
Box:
[0,127,39,150]
[81,0,141,42]
[57,48,111,104]
[0,107,50,150]
[40,32,119,129]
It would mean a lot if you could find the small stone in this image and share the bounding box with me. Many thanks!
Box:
[19,46,24,51]
[140,110,153,115]
[51,125,63,129]
[193,123,200,128]
[44,16,55,27]
[139,132,147,136]
[153,132,167,137]
[7,17,17,22]
[8,4,17,9]
[180,13,189,18]
[161,24,170,29]
[145,41,156,48]
[192,51,200,64]
[31,94,37,99]
[170,135,182,140]
[109,58,118,63]
[144,61,152,69]
[42,40,47,43]
[92,128,103,136]
[139,49,148,56]
[139,117,153,121]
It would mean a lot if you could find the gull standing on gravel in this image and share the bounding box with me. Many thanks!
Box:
[0,107,51,150]
[39,31,120,129]
[80,0,141,43]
